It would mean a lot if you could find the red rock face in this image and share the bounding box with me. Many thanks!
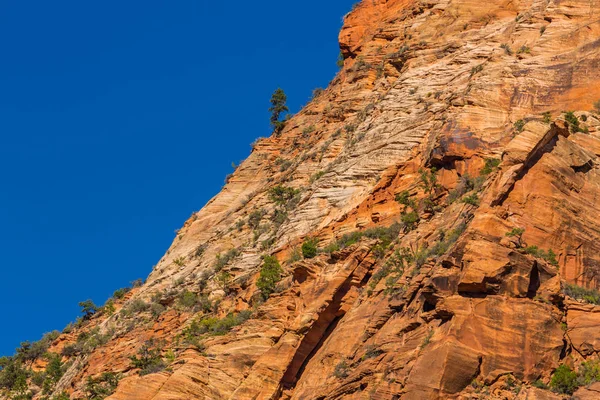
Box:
[6,0,600,399]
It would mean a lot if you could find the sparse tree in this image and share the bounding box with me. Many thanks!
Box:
[269,88,289,135]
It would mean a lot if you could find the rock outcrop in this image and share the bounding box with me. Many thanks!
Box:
[4,0,600,399]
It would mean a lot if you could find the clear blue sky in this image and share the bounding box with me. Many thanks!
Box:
[0,0,357,356]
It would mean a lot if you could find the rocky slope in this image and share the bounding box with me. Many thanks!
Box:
[4,0,600,399]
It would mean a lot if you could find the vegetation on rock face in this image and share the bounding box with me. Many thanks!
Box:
[564,283,600,305]
[256,255,283,300]
[79,299,98,320]
[84,372,121,400]
[130,339,167,376]
[269,88,289,135]
[301,237,319,259]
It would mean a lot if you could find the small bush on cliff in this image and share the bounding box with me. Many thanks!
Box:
[564,283,600,305]
[113,287,130,299]
[178,290,198,309]
[268,185,301,209]
[333,361,349,379]
[514,119,525,132]
[523,246,559,267]
[480,158,501,176]
[461,193,480,206]
[506,227,525,248]
[564,111,582,133]
[256,256,283,300]
[301,238,319,259]
[84,372,121,399]
[130,340,166,376]
[550,364,578,394]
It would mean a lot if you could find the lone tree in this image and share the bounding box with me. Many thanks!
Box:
[269,88,289,135]
[79,300,98,320]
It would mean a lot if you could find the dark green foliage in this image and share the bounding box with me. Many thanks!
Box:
[79,300,98,320]
[578,360,600,386]
[506,227,525,248]
[183,311,252,341]
[269,88,289,135]
[550,365,578,395]
[15,331,60,363]
[41,353,65,394]
[301,238,319,259]
[523,246,559,267]
[517,45,531,54]
[564,111,582,132]
[178,290,198,309]
[84,372,121,400]
[50,392,70,400]
[401,211,420,231]
[542,111,552,123]
[214,248,240,272]
[256,256,283,300]
[395,190,412,207]
[480,158,501,175]
[113,287,130,299]
[461,194,480,206]
[419,168,440,197]
[130,340,166,376]
[268,185,300,208]
[564,283,600,305]
[514,119,525,132]
[0,357,28,391]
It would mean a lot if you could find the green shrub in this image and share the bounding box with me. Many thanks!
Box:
[506,227,525,248]
[124,299,150,315]
[178,290,198,309]
[564,283,600,305]
[542,111,552,123]
[84,372,121,400]
[550,364,578,395]
[79,300,98,320]
[401,211,420,231]
[268,186,300,208]
[578,360,600,386]
[113,287,130,299]
[514,119,525,132]
[523,246,559,267]
[461,194,480,206]
[130,340,166,376]
[256,256,283,299]
[480,158,501,175]
[564,111,580,132]
[41,353,65,394]
[301,238,319,259]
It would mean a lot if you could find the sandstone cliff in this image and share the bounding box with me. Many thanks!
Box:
[4,0,600,399]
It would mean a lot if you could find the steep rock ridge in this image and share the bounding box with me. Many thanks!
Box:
[5,0,600,399]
